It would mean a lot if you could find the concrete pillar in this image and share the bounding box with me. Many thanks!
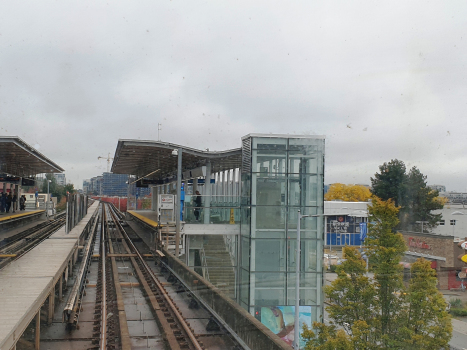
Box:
[47,290,55,325]
[35,310,40,350]
[59,275,63,301]
[204,162,211,224]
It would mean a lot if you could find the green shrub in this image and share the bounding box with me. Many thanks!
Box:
[450,298,463,309]
[329,265,337,273]
[450,308,467,317]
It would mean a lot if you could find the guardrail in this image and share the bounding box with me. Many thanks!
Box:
[161,246,292,350]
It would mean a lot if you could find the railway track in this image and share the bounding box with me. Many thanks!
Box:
[58,202,243,349]
[0,213,66,269]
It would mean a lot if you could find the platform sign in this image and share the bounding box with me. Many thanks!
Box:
[230,208,235,224]
[35,191,38,198]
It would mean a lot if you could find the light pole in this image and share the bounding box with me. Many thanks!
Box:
[295,211,323,349]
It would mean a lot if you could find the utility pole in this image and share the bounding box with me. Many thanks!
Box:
[158,123,162,141]
[98,153,114,172]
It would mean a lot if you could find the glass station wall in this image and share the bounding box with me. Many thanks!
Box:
[240,135,325,326]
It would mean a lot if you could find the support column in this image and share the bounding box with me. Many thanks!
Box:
[59,275,63,301]
[204,162,211,224]
[35,310,40,350]
[47,289,55,325]
[175,147,182,257]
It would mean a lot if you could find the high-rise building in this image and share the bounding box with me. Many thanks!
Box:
[102,172,128,197]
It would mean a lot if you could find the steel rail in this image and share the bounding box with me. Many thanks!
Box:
[106,204,204,350]
[99,204,107,350]
[63,212,99,324]
[0,217,66,270]
[103,204,132,350]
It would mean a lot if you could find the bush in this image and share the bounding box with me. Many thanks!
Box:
[450,308,467,317]
[329,265,337,273]
[450,298,463,309]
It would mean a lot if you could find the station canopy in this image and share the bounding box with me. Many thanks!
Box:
[0,136,64,178]
[111,139,242,180]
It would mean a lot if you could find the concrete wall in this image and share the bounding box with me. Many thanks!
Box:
[162,247,292,350]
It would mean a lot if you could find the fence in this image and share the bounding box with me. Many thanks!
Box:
[65,194,88,233]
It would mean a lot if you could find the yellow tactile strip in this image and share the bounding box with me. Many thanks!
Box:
[0,210,45,222]
[127,210,159,228]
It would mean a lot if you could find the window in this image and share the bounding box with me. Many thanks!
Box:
[439,220,445,226]
[450,220,456,226]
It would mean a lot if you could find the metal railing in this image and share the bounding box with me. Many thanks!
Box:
[200,247,210,281]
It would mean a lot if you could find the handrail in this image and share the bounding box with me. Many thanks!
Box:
[200,247,210,281]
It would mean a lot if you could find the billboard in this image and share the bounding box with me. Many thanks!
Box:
[261,306,312,347]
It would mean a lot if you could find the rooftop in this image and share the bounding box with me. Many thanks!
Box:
[0,136,64,177]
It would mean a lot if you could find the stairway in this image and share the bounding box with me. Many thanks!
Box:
[202,235,236,299]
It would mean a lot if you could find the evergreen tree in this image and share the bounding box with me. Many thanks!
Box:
[371,160,443,231]
[371,159,406,207]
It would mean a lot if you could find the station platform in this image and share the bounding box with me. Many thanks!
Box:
[0,210,45,231]
[0,201,99,350]
[127,210,239,236]
[127,210,159,228]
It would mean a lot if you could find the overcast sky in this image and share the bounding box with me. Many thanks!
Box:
[1,1,467,190]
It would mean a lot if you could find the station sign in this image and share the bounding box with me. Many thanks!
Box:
[0,174,20,184]
[136,178,163,188]
[22,177,35,186]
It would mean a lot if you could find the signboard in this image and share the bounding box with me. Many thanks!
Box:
[408,237,431,250]
[21,177,35,186]
[0,175,20,184]
[459,272,467,279]
[458,241,467,250]
[229,208,235,224]
[261,306,311,348]
[458,254,467,263]
[359,222,367,241]
[136,178,163,188]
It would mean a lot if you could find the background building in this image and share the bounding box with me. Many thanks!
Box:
[429,184,446,193]
[102,172,127,197]
[54,173,66,186]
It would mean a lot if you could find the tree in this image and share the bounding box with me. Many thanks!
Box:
[371,160,406,207]
[64,183,75,194]
[41,174,66,202]
[325,184,372,202]
[371,160,443,231]
[304,197,452,349]
[398,259,452,349]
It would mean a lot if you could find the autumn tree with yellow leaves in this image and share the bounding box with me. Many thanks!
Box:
[324,183,372,202]
[303,198,452,349]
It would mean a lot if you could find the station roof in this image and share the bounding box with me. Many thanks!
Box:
[111,139,241,179]
[0,136,64,177]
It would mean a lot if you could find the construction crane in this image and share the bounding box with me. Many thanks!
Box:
[98,153,114,172]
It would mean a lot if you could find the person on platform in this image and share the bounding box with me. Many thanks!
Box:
[6,193,12,213]
[194,190,202,221]
[19,195,26,210]
[12,192,17,213]
[0,192,5,213]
